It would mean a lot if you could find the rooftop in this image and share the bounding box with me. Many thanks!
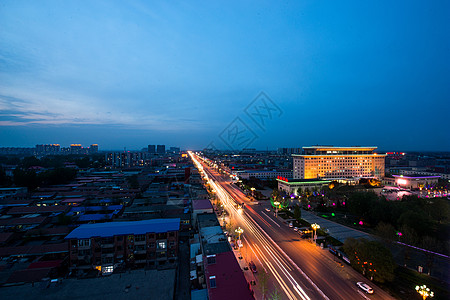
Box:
[392,174,440,179]
[302,146,378,150]
[192,199,213,211]
[276,177,331,184]
[65,218,180,239]
[204,251,253,300]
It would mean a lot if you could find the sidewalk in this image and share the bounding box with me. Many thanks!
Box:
[232,247,260,299]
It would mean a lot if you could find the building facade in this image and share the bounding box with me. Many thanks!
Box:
[65,219,180,274]
[293,146,386,180]
[393,175,440,189]
[277,177,331,195]
[234,170,292,180]
[148,145,156,153]
[157,145,166,154]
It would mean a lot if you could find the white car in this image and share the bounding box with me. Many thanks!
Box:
[293,227,298,232]
[265,208,270,212]
[356,282,374,294]
[288,222,293,228]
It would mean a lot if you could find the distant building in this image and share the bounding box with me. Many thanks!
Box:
[105,152,149,167]
[36,144,61,155]
[65,218,180,273]
[157,145,166,154]
[89,144,98,154]
[293,146,386,179]
[70,144,83,155]
[148,145,156,153]
[169,147,180,154]
[0,147,34,155]
[278,147,302,155]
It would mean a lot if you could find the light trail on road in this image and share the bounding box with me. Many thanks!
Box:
[189,151,329,300]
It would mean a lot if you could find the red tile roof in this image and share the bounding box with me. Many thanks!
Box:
[204,251,254,300]
[28,260,62,269]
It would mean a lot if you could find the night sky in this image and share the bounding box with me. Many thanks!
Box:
[1,1,449,151]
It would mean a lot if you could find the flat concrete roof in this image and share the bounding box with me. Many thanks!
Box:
[0,269,176,300]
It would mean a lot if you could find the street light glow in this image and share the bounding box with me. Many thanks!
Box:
[415,285,434,300]
[311,223,320,243]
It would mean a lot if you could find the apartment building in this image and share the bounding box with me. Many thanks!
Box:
[65,218,180,274]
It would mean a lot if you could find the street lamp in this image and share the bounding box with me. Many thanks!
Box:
[311,223,320,243]
[273,201,280,218]
[415,285,434,300]
[235,227,244,240]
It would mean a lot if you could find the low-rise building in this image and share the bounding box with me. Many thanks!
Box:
[277,177,331,195]
[65,218,180,274]
[392,175,440,189]
[234,169,292,180]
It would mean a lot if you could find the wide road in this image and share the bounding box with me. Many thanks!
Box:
[190,152,395,300]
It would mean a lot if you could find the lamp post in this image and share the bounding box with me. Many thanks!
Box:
[415,285,434,300]
[311,223,320,243]
[235,227,244,240]
[273,201,280,218]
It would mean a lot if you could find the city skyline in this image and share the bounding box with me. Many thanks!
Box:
[1,1,449,151]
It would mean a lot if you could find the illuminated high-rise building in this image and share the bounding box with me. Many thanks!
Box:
[293,146,386,179]
[89,144,99,153]
[70,144,82,154]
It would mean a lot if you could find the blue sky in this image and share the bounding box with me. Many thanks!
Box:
[1,1,449,151]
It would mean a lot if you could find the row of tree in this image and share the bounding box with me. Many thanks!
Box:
[345,192,449,247]
[343,238,396,283]
[12,167,78,190]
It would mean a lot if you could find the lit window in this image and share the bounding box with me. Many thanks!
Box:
[209,276,216,288]
[78,239,91,247]
[207,254,216,264]
[157,241,167,249]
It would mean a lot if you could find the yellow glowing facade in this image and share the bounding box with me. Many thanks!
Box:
[293,146,386,179]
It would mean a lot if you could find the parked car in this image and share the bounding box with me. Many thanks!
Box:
[249,261,257,273]
[289,222,293,228]
[265,208,271,212]
[356,282,374,294]
[293,227,298,232]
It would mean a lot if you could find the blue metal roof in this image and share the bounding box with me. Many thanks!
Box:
[65,218,180,239]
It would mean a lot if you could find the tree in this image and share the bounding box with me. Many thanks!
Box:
[375,222,396,244]
[268,287,282,300]
[398,210,432,237]
[0,166,12,187]
[426,198,450,224]
[13,168,39,190]
[346,192,378,221]
[258,271,269,299]
[343,238,396,283]
[293,204,301,220]
[420,236,443,275]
